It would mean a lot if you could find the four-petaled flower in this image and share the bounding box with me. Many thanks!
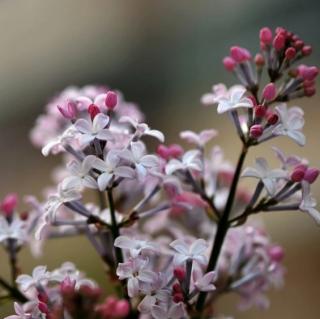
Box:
[87,151,135,191]
[180,129,218,147]
[74,113,114,146]
[242,158,287,195]
[16,265,50,292]
[165,150,202,175]
[63,156,98,190]
[170,238,208,266]
[114,235,159,258]
[272,104,305,146]
[299,182,320,224]
[116,257,156,297]
[213,86,253,114]
[119,116,165,142]
[119,141,159,179]
[193,269,217,292]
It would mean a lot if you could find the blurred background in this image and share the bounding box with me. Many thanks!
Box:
[0,0,320,317]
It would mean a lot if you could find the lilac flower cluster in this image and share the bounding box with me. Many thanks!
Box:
[1,26,319,319]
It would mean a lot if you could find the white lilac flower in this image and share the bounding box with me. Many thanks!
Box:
[272,104,305,146]
[207,86,253,114]
[299,182,320,224]
[74,113,114,146]
[63,156,98,190]
[49,262,96,289]
[201,83,245,106]
[119,141,159,179]
[119,116,165,142]
[41,126,77,156]
[138,289,170,314]
[151,302,187,319]
[272,146,304,170]
[87,150,135,191]
[114,235,159,258]
[4,302,40,319]
[44,181,82,221]
[170,238,208,266]
[116,257,157,297]
[165,150,202,175]
[0,217,27,244]
[180,129,218,147]
[193,269,217,292]
[241,158,287,195]
[16,266,50,292]
[76,93,107,110]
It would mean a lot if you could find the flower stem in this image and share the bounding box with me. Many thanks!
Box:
[195,144,248,313]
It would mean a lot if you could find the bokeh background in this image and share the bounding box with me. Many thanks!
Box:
[0,0,320,317]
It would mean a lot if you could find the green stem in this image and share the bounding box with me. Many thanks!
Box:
[195,144,248,313]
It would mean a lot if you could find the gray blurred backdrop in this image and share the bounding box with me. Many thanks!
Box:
[0,0,319,317]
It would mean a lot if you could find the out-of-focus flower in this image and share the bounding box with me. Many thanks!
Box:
[242,158,287,195]
[299,182,320,224]
[180,129,218,147]
[165,150,202,175]
[16,265,50,292]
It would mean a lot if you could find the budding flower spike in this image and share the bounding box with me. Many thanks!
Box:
[2,26,320,319]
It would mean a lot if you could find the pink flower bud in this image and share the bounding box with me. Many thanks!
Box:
[262,83,277,101]
[173,267,186,281]
[304,168,320,184]
[88,104,101,120]
[57,100,77,120]
[172,283,182,293]
[173,292,184,303]
[249,124,263,138]
[157,144,183,160]
[273,33,285,51]
[293,40,304,50]
[60,277,76,295]
[38,302,49,314]
[302,45,312,56]
[115,300,130,317]
[259,27,273,45]
[298,65,319,81]
[268,245,284,262]
[266,112,279,125]
[105,91,118,110]
[285,47,296,60]
[290,165,307,182]
[230,46,251,63]
[304,86,316,97]
[254,53,265,66]
[222,56,236,71]
[1,193,18,216]
[254,105,266,118]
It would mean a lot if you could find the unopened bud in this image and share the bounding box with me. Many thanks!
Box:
[57,101,77,120]
[230,46,251,63]
[285,47,296,60]
[304,168,319,184]
[290,164,307,182]
[266,112,279,125]
[1,193,18,216]
[273,33,285,51]
[268,245,284,262]
[173,292,184,303]
[254,105,266,118]
[249,124,263,138]
[262,83,277,101]
[254,53,265,66]
[173,267,186,281]
[88,104,101,120]
[222,56,236,71]
[105,91,118,110]
[302,45,312,56]
[259,27,273,45]
[115,300,130,317]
